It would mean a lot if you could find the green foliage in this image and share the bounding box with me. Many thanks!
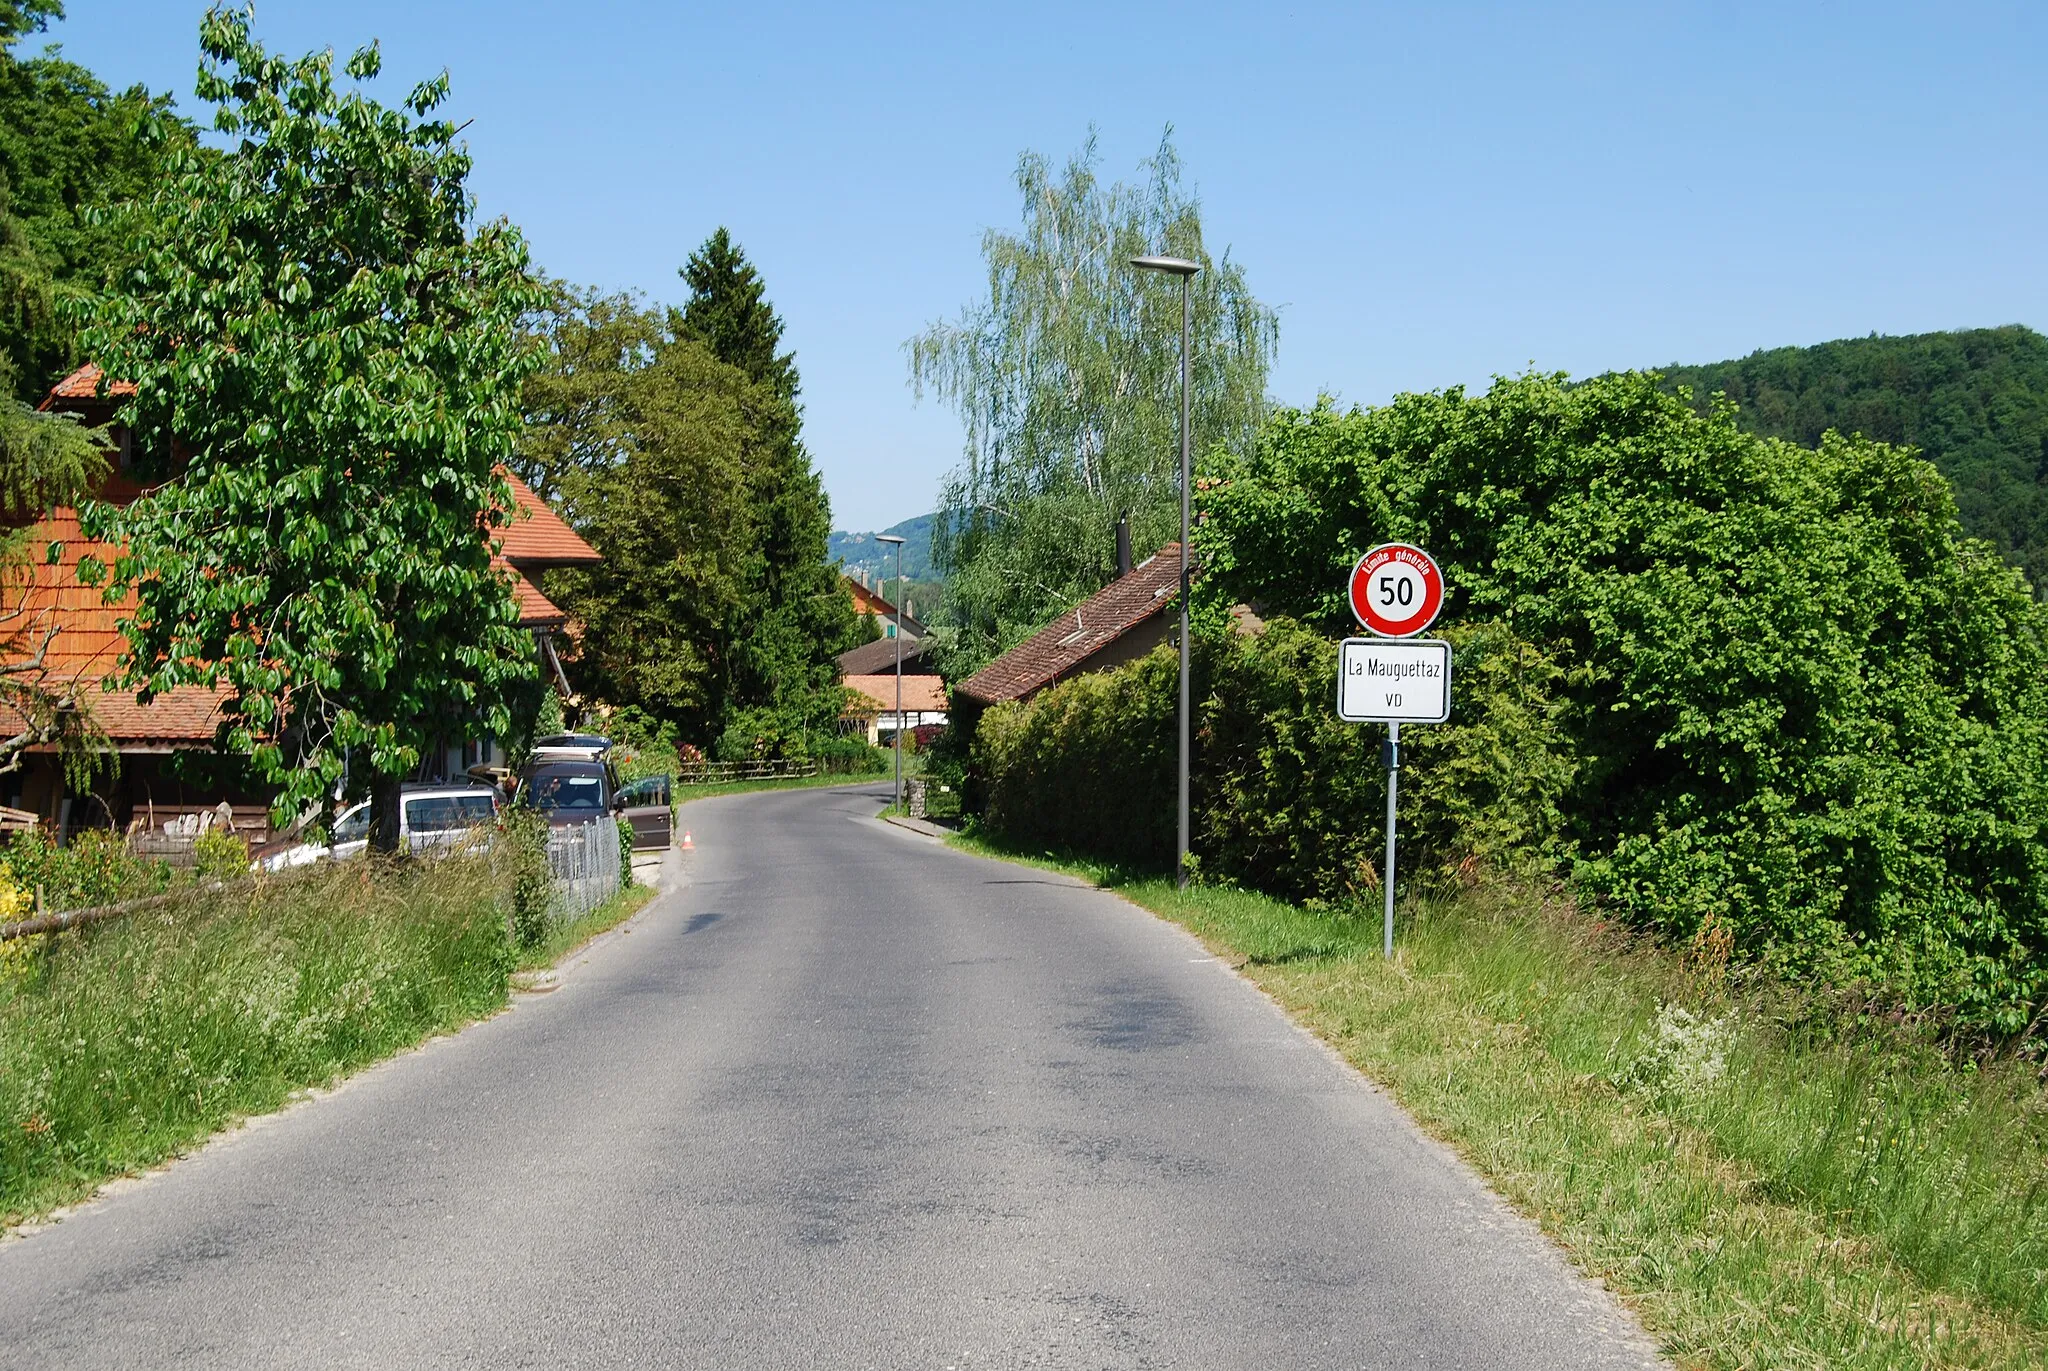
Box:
[519,241,857,749]
[0,854,513,1222]
[972,648,1177,867]
[77,9,544,836]
[615,817,635,888]
[1658,327,2048,595]
[0,3,194,397]
[810,733,887,775]
[1198,374,2048,1033]
[908,131,1277,675]
[0,828,169,911]
[971,621,1576,905]
[190,825,247,882]
[502,805,551,950]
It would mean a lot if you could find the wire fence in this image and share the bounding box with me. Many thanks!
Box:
[544,818,622,925]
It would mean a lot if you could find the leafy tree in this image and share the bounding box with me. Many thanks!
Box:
[0,1,192,399]
[1200,373,2048,1033]
[513,278,661,515]
[907,131,1277,674]
[1657,326,2048,596]
[78,7,545,850]
[536,316,761,734]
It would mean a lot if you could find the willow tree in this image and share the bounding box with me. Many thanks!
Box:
[907,132,1277,672]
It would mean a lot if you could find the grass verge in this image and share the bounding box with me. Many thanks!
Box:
[1,855,513,1227]
[948,829,2048,1371]
[517,882,657,972]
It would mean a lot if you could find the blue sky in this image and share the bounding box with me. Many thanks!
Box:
[43,1,2048,532]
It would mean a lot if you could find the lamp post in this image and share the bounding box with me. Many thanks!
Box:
[876,533,907,810]
[1129,254,1200,890]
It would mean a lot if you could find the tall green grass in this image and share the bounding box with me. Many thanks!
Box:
[0,855,513,1224]
[953,831,2048,1370]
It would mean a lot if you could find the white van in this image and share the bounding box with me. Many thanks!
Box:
[257,783,501,870]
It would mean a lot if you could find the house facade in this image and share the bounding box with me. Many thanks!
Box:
[2,365,600,843]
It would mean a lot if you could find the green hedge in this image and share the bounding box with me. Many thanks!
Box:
[973,370,2048,1035]
[972,620,1576,905]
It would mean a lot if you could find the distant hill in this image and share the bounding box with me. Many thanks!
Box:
[829,513,936,583]
[1657,326,2048,592]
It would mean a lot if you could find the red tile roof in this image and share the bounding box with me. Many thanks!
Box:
[40,364,135,405]
[498,470,600,567]
[842,674,949,714]
[957,545,1185,705]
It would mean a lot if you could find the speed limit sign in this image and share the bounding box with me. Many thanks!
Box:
[1348,543,1445,638]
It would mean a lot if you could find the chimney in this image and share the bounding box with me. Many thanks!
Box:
[1115,512,1133,578]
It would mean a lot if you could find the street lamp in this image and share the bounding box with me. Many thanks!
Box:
[1129,253,1200,890]
[876,534,907,810]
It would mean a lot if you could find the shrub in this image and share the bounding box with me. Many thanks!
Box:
[502,807,551,949]
[192,826,249,881]
[616,817,636,887]
[973,647,1177,867]
[0,829,172,912]
[1197,374,2048,1034]
[812,734,887,775]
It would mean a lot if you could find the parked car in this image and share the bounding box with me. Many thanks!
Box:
[254,782,501,871]
[513,758,674,851]
[513,759,615,829]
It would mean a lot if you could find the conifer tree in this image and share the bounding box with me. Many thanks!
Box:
[674,229,855,749]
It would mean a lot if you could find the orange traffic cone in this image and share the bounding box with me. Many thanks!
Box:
[680,830,694,851]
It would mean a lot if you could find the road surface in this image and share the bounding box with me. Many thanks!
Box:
[0,783,1666,1369]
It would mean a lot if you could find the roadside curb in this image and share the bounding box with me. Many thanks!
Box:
[881,813,954,840]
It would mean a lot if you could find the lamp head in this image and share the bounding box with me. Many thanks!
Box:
[876,535,906,545]
[1129,255,1201,277]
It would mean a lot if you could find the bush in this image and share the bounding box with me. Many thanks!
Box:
[971,620,1577,904]
[0,829,172,912]
[502,807,551,949]
[616,817,636,887]
[192,826,249,881]
[1196,374,2048,1034]
[812,734,887,776]
[0,854,514,1221]
[973,647,1177,867]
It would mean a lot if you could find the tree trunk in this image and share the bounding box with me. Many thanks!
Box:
[369,773,403,856]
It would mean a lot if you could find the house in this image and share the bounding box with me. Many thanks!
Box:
[955,544,1185,708]
[843,572,925,641]
[0,365,601,842]
[841,673,949,743]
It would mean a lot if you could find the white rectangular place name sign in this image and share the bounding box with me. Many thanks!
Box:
[1337,637,1452,724]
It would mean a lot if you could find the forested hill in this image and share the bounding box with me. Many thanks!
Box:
[1658,326,2048,593]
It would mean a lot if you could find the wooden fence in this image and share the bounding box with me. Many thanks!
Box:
[675,758,822,784]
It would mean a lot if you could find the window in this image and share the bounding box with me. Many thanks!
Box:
[531,773,606,812]
[617,776,671,808]
[332,805,370,844]
[406,794,498,832]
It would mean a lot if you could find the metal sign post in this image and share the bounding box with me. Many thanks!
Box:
[1339,544,1450,958]
[1384,722,1398,959]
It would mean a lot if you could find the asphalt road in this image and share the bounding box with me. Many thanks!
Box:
[0,783,1667,1369]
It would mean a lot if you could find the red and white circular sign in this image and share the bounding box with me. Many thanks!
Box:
[1348,543,1445,638]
